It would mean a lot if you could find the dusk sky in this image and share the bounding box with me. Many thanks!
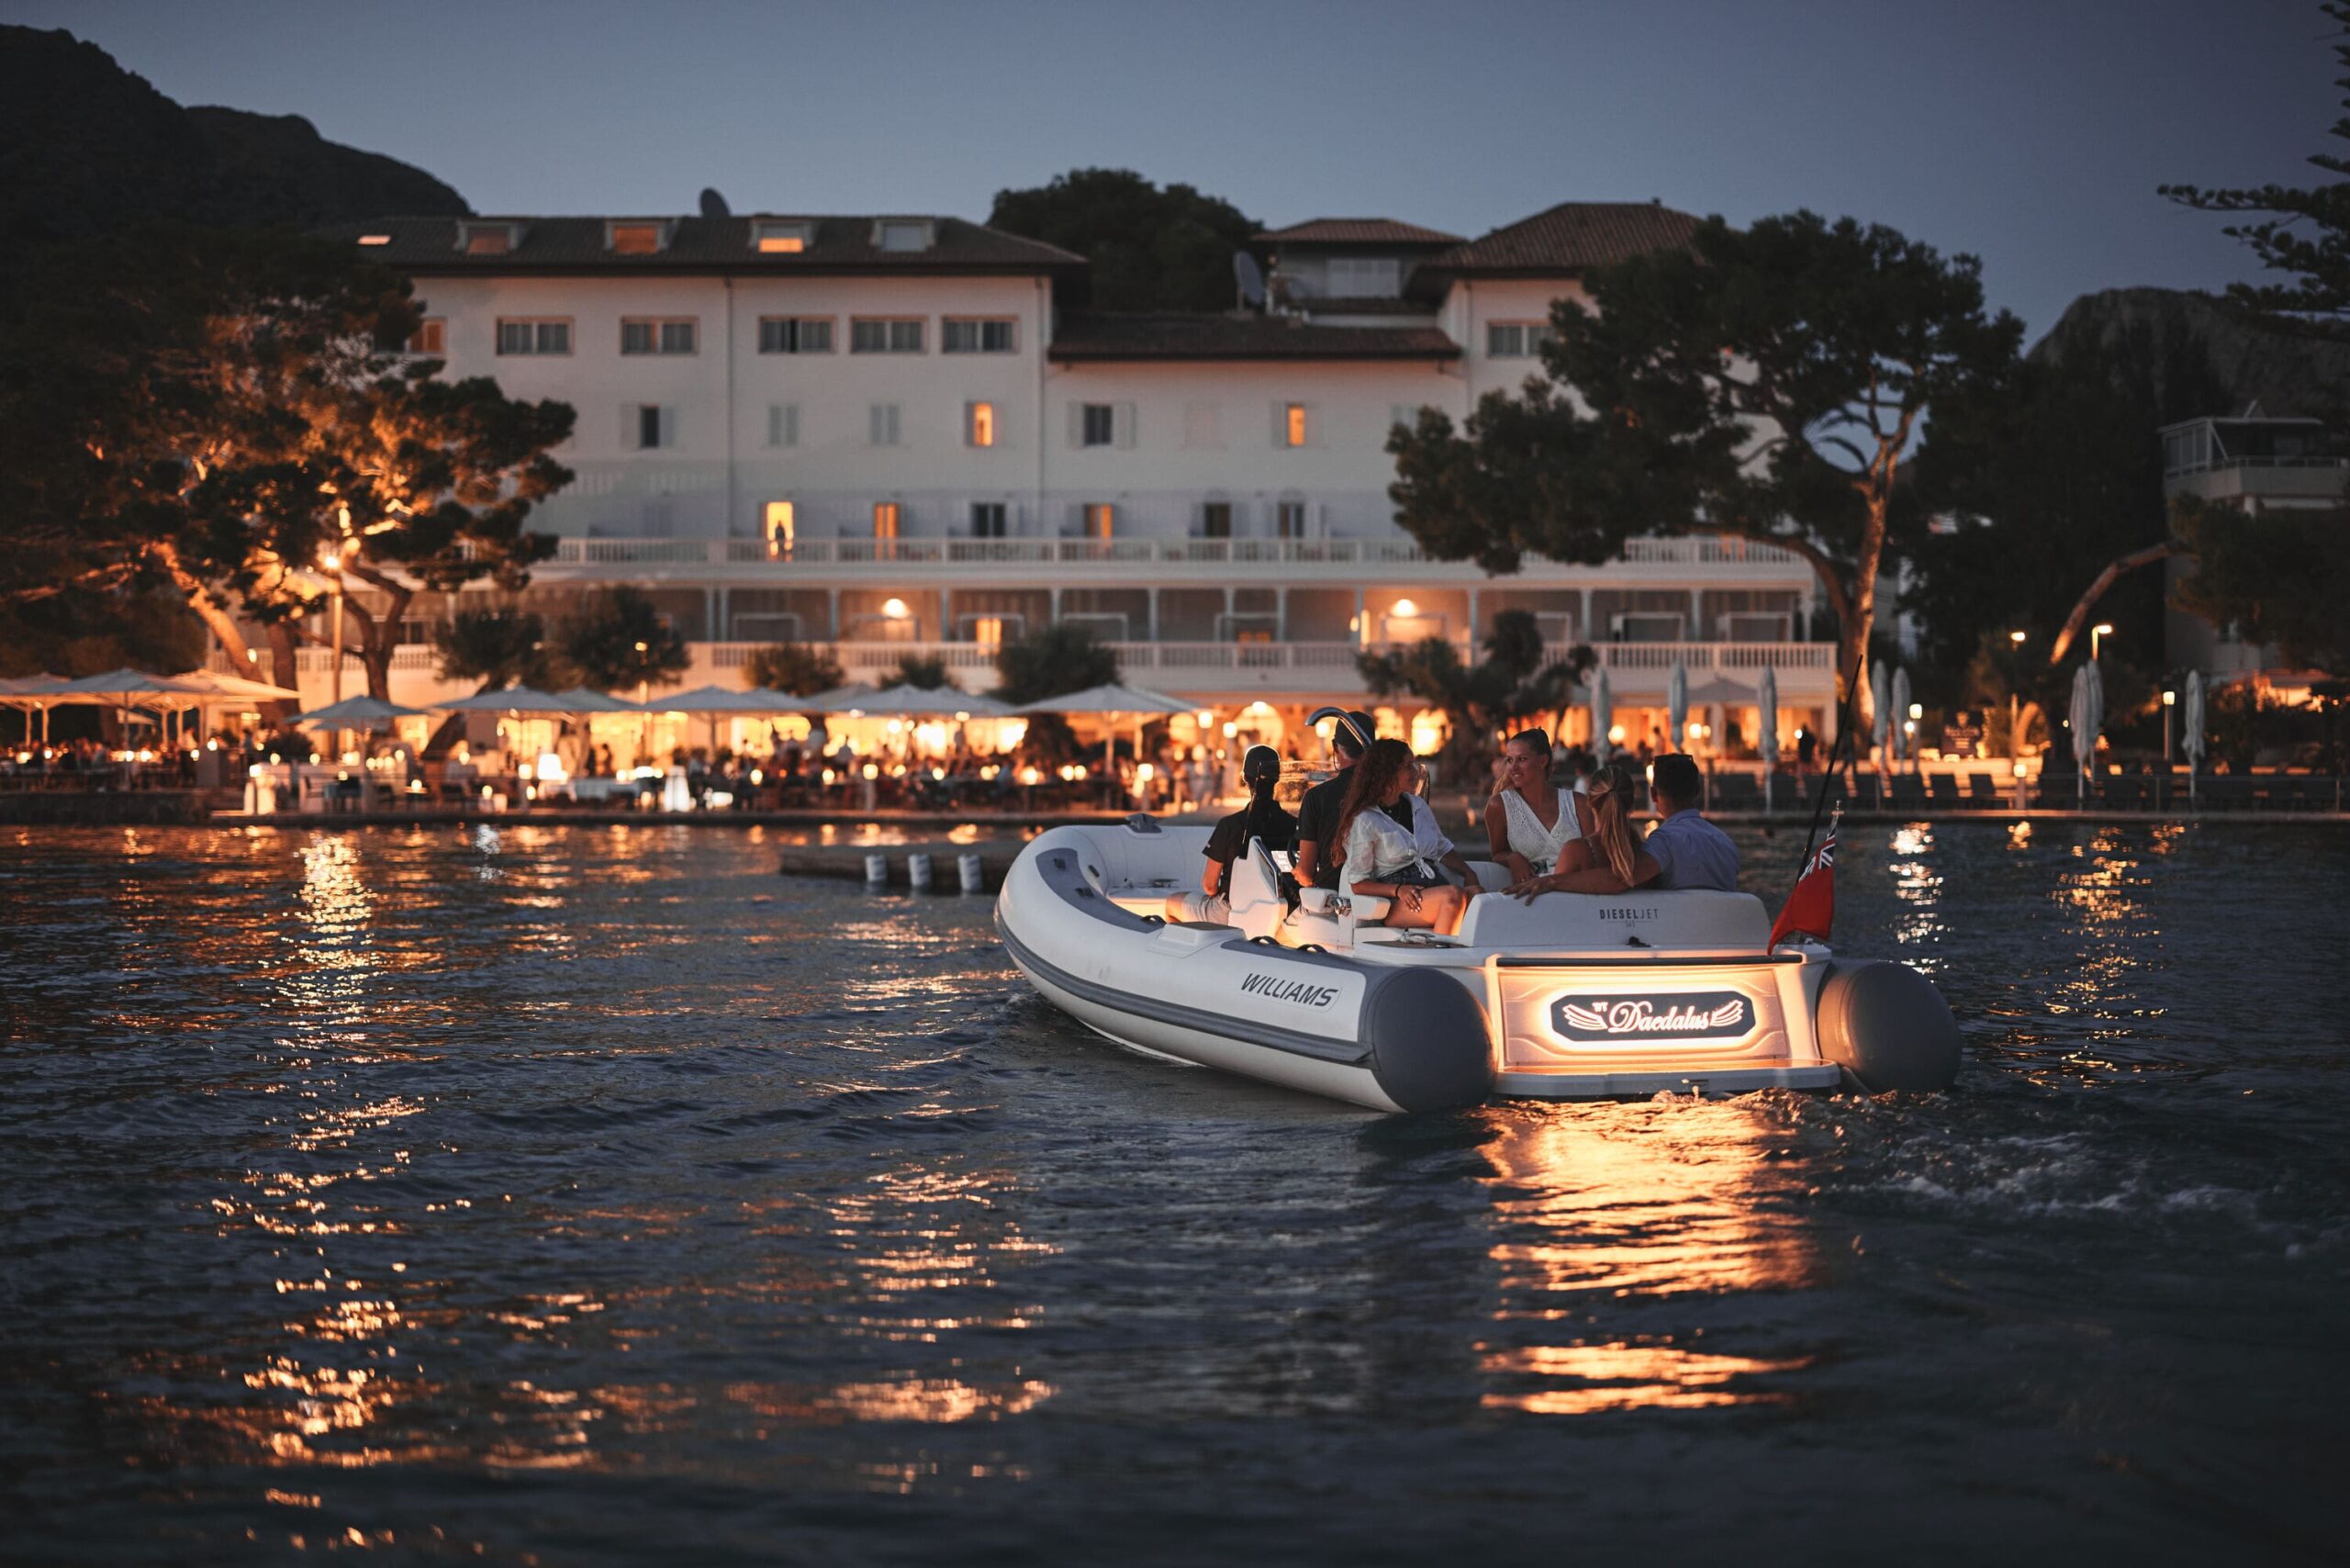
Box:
[9,0,2333,336]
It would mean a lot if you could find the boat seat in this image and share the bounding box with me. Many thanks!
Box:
[1453,887,1772,949]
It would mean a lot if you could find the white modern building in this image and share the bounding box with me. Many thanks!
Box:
[296,200,1835,754]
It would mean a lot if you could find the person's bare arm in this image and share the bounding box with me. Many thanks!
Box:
[1293,839,1322,887]
[1549,849,1662,895]
[1484,798,1532,883]
[1200,857,1224,896]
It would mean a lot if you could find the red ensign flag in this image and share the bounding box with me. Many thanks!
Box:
[1767,813,1839,948]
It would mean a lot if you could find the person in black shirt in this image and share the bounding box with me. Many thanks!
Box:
[1293,709,1413,890]
[1197,745,1297,910]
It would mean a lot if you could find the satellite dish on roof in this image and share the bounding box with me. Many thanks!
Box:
[699,188,732,219]
[1233,252,1266,309]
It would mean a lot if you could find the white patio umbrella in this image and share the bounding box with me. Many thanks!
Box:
[2069,661,2104,790]
[549,687,642,714]
[1666,657,1689,756]
[168,668,305,751]
[1018,682,1194,778]
[1589,665,1613,762]
[848,683,1018,719]
[436,685,580,715]
[2182,669,2207,803]
[290,694,431,730]
[0,674,74,746]
[1890,666,1913,765]
[50,668,214,753]
[1756,666,1781,806]
[796,683,879,713]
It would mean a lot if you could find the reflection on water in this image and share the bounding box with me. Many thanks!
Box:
[1,822,2345,1561]
[1476,1100,1818,1416]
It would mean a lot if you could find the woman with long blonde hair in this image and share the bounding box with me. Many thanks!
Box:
[1505,759,1660,900]
[1332,738,1476,934]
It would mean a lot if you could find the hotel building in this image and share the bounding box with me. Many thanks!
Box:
[300,200,1836,754]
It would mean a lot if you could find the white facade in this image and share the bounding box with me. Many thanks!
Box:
[302,205,1836,748]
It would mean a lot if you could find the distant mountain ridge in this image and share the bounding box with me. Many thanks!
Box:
[0,24,467,247]
[2031,286,2350,422]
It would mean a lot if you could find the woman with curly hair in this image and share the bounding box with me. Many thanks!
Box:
[1331,738,1478,935]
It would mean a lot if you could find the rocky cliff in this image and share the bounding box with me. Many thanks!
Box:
[2032,286,2350,421]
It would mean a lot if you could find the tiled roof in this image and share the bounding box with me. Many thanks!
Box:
[1291,295,1434,317]
[319,215,1085,274]
[1049,312,1460,363]
[1427,201,1702,276]
[1256,218,1463,245]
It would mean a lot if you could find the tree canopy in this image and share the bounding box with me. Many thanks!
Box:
[1358,610,1592,775]
[434,603,553,694]
[1388,210,2021,737]
[0,224,574,700]
[556,588,687,693]
[993,622,1119,706]
[988,169,1258,311]
[744,641,845,698]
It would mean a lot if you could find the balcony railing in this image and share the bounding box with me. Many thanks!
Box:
[699,638,1832,681]
[533,533,1804,571]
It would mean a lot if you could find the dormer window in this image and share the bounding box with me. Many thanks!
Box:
[607,221,666,255]
[753,220,811,254]
[1326,256,1401,297]
[875,219,932,253]
[458,222,520,255]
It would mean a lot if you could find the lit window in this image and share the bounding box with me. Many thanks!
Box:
[357,233,392,247]
[943,318,1017,353]
[968,401,996,448]
[873,503,901,541]
[1080,404,1115,447]
[408,319,445,355]
[851,319,924,353]
[758,317,833,353]
[1084,503,1114,540]
[972,616,1006,646]
[495,319,570,355]
[1284,403,1308,448]
[753,221,811,253]
[621,318,696,355]
[765,501,795,558]
[609,222,663,254]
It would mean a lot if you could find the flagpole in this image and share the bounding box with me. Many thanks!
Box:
[1800,645,1865,870]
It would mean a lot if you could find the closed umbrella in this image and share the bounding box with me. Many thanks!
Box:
[1588,666,1614,763]
[1870,659,1891,761]
[2068,662,2104,791]
[1890,666,1913,766]
[2182,669,2207,804]
[1756,666,1781,808]
[1666,658,1688,756]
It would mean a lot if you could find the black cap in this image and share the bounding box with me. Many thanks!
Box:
[1241,745,1281,789]
[1332,710,1377,757]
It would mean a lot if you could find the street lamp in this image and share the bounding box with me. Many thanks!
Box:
[2162,688,2176,762]
[2091,622,2114,662]
[2008,631,2026,758]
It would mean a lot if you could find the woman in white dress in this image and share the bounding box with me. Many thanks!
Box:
[1334,740,1480,934]
[1483,727,1591,884]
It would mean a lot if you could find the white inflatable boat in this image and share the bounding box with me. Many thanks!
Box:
[996,817,1960,1114]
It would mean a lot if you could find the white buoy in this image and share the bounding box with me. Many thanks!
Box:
[908,852,934,892]
[863,852,889,887]
[957,852,985,894]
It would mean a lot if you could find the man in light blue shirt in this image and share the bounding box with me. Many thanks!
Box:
[1643,754,1740,891]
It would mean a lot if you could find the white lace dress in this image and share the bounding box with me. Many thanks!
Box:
[1499,785,1583,872]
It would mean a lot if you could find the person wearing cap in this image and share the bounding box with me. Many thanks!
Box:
[1293,710,1407,891]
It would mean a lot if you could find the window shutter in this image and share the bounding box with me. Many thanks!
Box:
[1065,502,1085,538]
[963,401,978,449]
[1272,401,1289,448]
[1015,502,1030,536]
[660,407,677,449]
[1115,402,1136,449]
[1312,501,1326,538]
[1067,403,1084,449]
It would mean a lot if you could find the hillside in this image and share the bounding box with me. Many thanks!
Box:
[0,25,467,247]
[2032,286,2350,422]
